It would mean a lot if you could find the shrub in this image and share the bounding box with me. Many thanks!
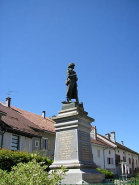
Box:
[97,168,114,179]
[0,148,52,172]
[0,159,68,185]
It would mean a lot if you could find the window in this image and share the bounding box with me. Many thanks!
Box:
[97,149,100,157]
[115,154,120,165]
[35,140,39,147]
[136,160,137,165]
[41,138,50,151]
[11,134,20,150]
[109,150,111,154]
[43,138,48,150]
[129,158,131,164]
[132,159,134,165]
[123,156,126,162]
[107,158,113,164]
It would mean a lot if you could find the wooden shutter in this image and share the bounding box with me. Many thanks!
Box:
[48,139,50,151]
[11,135,19,150]
[40,138,43,150]
[107,158,109,164]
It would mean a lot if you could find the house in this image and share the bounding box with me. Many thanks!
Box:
[96,130,139,175]
[0,98,41,153]
[0,97,55,157]
[90,126,116,174]
[12,105,55,157]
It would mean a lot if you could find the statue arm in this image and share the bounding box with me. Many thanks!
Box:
[67,70,77,79]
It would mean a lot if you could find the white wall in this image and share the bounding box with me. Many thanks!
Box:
[92,144,104,169]
[91,143,116,174]
[104,148,116,174]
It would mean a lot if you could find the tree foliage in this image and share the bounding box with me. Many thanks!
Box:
[0,159,67,185]
[97,168,114,179]
[0,148,52,172]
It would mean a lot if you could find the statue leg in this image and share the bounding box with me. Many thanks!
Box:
[66,82,74,102]
[74,84,79,103]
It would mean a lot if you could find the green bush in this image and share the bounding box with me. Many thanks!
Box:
[0,159,68,185]
[0,148,52,172]
[97,168,114,179]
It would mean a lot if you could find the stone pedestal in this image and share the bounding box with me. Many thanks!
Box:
[50,103,105,184]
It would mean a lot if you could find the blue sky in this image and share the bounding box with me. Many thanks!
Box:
[1,0,139,152]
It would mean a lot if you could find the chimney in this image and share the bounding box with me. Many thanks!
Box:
[110,131,116,142]
[121,141,124,145]
[90,126,97,140]
[42,111,45,118]
[5,97,11,107]
[105,133,110,140]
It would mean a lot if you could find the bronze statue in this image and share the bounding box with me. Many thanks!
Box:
[65,63,79,103]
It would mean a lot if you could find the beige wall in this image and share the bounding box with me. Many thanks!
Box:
[32,137,40,152]
[2,132,34,153]
[20,136,32,153]
[2,131,55,158]
[2,132,11,149]
[115,148,138,173]
[37,131,55,158]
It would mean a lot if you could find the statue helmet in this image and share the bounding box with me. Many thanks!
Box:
[68,63,75,68]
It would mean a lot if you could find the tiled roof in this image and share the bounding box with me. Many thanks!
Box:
[115,142,138,155]
[98,133,138,155]
[91,137,115,148]
[11,106,55,133]
[0,104,41,137]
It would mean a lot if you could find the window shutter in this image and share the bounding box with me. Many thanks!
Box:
[48,140,50,151]
[40,138,43,150]
[107,158,109,164]
[110,158,113,164]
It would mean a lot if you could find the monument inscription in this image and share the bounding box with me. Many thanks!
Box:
[78,130,92,162]
[55,129,77,161]
[59,130,74,160]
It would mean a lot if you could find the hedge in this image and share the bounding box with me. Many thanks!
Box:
[97,168,114,179]
[0,148,52,172]
[0,159,68,185]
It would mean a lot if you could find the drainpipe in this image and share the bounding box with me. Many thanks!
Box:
[1,131,5,148]
[103,147,108,169]
[0,128,6,148]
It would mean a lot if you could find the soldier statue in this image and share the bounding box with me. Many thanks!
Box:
[65,63,79,103]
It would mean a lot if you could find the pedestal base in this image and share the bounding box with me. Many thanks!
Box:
[51,168,105,184]
[51,104,105,184]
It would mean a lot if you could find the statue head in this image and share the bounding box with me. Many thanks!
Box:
[68,63,75,68]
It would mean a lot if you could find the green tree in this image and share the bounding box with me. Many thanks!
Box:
[0,159,68,185]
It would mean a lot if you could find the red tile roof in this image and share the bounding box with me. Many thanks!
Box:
[98,133,138,155]
[115,142,138,155]
[0,104,41,137]
[91,137,115,148]
[11,106,55,133]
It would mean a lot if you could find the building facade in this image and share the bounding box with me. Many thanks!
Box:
[95,129,139,175]
[0,98,55,158]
